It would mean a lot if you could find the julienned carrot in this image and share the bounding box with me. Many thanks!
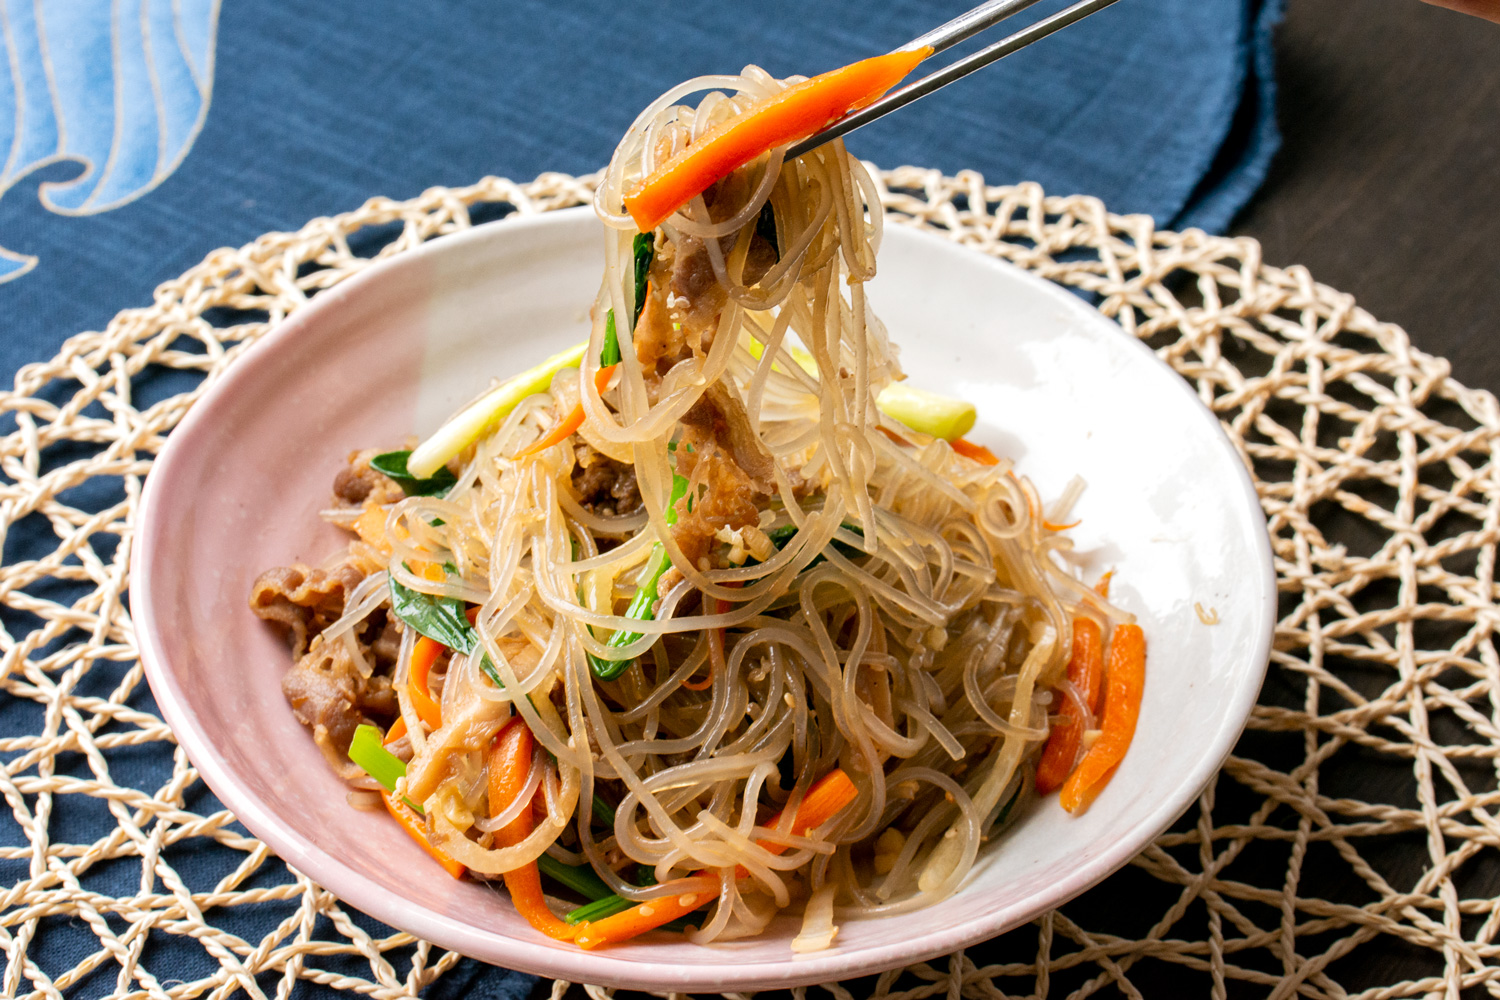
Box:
[622,49,930,232]
[513,363,619,460]
[759,768,859,855]
[382,792,465,880]
[951,437,1000,466]
[490,717,577,941]
[383,716,407,746]
[407,636,444,731]
[353,506,445,580]
[354,505,389,552]
[573,877,714,949]
[574,768,858,949]
[1059,624,1146,814]
[512,404,586,459]
[1034,618,1103,794]
[685,581,742,691]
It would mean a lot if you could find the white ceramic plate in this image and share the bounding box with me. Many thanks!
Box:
[132,206,1275,991]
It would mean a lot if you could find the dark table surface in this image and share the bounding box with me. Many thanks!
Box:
[1217,3,1499,994]
[1236,0,1500,389]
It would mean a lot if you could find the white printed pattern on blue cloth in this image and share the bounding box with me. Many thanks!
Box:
[0,0,218,282]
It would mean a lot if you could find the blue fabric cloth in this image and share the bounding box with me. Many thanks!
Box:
[0,0,1282,994]
[0,0,1285,386]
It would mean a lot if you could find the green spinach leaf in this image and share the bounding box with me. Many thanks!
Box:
[601,310,622,367]
[370,450,457,497]
[631,231,654,327]
[598,232,657,369]
[389,575,475,654]
[762,521,864,568]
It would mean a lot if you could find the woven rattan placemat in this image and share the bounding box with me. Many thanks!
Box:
[4,169,1498,1000]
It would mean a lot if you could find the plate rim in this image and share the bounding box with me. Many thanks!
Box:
[131,204,1276,991]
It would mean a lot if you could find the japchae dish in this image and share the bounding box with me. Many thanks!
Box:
[250,50,1145,951]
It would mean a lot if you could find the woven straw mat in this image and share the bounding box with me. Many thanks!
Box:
[4,168,1499,1000]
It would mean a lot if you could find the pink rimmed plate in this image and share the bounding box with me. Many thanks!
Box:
[131,206,1274,991]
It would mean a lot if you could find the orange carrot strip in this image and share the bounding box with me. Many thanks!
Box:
[382,792,465,879]
[761,768,859,849]
[574,774,856,949]
[1034,619,1103,794]
[383,716,408,746]
[575,881,715,949]
[685,581,741,691]
[575,768,858,949]
[681,657,716,692]
[514,407,586,459]
[1059,624,1146,814]
[415,560,446,583]
[489,718,576,941]
[354,505,389,552]
[513,364,618,460]
[355,505,445,577]
[950,437,1000,465]
[1094,571,1113,599]
[1042,519,1081,532]
[407,636,444,731]
[622,49,929,232]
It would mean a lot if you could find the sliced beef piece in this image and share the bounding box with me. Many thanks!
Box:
[249,561,365,657]
[740,229,777,286]
[671,446,763,570]
[680,379,775,491]
[362,609,404,673]
[635,235,730,379]
[633,284,685,380]
[281,633,397,775]
[668,235,729,348]
[571,444,643,517]
[332,448,406,507]
[633,192,777,383]
[700,171,778,287]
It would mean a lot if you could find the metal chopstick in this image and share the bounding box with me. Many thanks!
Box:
[904,0,1049,56]
[785,0,1125,160]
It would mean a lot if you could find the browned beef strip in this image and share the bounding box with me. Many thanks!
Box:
[332,449,405,507]
[700,172,778,286]
[671,446,763,570]
[281,634,397,761]
[633,185,776,383]
[364,611,403,673]
[249,562,364,658]
[680,379,776,491]
[668,236,728,349]
[572,444,643,517]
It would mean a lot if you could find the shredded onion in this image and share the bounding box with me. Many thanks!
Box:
[791,884,839,953]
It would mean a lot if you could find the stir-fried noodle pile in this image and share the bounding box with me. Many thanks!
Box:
[252,63,1131,950]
